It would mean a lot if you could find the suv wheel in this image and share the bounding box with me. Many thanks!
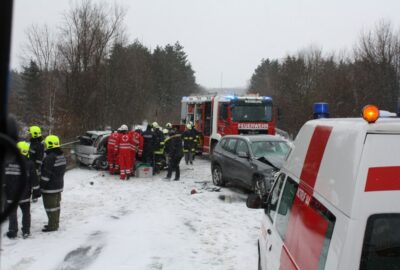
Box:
[212,165,225,187]
[253,175,267,197]
[94,156,108,170]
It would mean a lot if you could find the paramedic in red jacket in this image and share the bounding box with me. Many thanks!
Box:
[130,130,144,175]
[107,130,120,174]
[114,125,133,180]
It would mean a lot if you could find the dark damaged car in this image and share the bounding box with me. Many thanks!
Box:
[211,135,291,196]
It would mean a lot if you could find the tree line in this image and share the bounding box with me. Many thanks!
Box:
[248,21,400,137]
[9,0,202,140]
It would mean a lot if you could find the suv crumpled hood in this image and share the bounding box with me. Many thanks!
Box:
[257,155,284,170]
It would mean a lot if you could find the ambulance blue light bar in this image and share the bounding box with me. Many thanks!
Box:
[313,102,329,119]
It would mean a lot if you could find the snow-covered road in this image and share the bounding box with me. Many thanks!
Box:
[1,158,262,270]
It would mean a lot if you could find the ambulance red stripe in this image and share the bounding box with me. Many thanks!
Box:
[280,245,298,270]
[300,125,333,189]
[280,125,333,270]
[365,166,400,192]
[283,195,330,270]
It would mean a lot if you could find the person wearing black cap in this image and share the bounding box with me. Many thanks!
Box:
[164,128,183,180]
[142,123,156,173]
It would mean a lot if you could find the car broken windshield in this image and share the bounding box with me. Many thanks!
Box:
[251,141,290,159]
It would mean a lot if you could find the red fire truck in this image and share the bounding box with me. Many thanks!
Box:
[180,94,276,153]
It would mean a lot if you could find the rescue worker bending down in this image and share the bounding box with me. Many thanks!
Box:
[182,124,196,165]
[28,125,44,202]
[4,141,41,239]
[41,135,66,232]
[164,128,183,181]
[107,130,119,174]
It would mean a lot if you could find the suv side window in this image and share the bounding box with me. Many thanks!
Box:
[235,140,249,155]
[219,138,227,149]
[266,173,285,221]
[276,177,298,240]
[223,138,237,153]
[360,214,400,270]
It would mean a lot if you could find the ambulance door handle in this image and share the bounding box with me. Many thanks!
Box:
[267,229,272,235]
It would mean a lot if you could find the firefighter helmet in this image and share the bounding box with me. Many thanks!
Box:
[120,124,128,131]
[44,135,60,149]
[186,124,192,130]
[29,126,42,138]
[165,123,172,129]
[152,122,159,129]
[17,141,30,156]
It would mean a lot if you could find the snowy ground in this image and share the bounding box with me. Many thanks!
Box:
[1,158,263,270]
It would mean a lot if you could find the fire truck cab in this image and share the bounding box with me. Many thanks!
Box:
[180,94,275,153]
[248,107,400,270]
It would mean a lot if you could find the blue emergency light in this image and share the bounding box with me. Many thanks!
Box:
[313,102,329,119]
[224,95,236,100]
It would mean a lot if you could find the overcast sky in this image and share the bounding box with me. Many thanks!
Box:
[11,0,400,88]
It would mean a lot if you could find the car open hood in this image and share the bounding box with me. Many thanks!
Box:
[257,155,284,170]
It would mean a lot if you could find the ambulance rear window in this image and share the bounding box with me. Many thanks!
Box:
[360,214,400,270]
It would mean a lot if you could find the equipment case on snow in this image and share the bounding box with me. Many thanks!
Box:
[135,162,153,178]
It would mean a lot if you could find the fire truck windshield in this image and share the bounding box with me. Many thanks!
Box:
[231,102,273,122]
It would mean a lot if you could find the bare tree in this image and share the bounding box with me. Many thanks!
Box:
[355,20,400,110]
[23,24,60,132]
[18,0,199,137]
[58,0,126,72]
[356,20,397,65]
[24,24,58,71]
[57,0,126,130]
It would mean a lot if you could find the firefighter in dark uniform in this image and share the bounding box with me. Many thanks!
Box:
[192,124,201,160]
[152,122,165,174]
[182,123,196,165]
[4,141,41,239]
[28,125,44,172]
[28,126,44,202]
[41,135,66,232]
[160,129,170,170]
[142,124,155,171]
[164,128,183,181]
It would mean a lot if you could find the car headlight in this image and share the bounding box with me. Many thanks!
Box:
[263,169,277,187]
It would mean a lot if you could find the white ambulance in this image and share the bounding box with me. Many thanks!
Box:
[247,106,400,270]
